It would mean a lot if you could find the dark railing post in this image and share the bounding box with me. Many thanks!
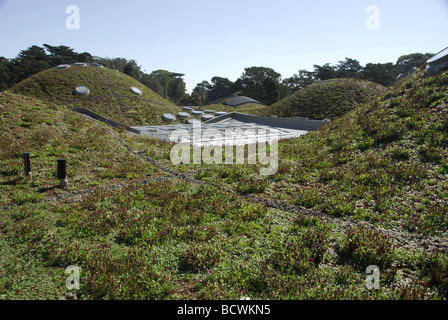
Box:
[24,152,32,178]
[57,159,68,188]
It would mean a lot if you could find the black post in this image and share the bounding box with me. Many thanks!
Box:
[57,159,68,189]
[57,159,66,180]
[24,152,31,176]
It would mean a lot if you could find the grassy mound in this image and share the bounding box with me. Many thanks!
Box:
[0,92,161,206]
[191,68,448,236]
[8,65,181,126]
[2,68,448,301]
[201,95,268,115]
[274,68,448,234]
[201,103,268,115]
[264,78,386,120]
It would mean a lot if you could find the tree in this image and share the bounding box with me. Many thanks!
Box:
[336,58,363,78]
[93,57,131,73]
[234,66,283,105]
[142,70,186,103]
[179,91,201,106]
[360,62,395,86]
[142,69,173,98]
[43,44,79,65]
[193,81,211,105]
[277,82,290,100]
[77,52,94,63]
[190,91,201,105]
[208,77,233,103]
[313,63,338,81]
[13,45,50,82]
[141,73,164,96]
[395,53,433,75]
[283,69,316,92]
[0,57,13,91]
[123,60,143,80]
[168,76,186,104]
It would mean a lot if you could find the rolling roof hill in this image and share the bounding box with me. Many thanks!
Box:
[202,95,268,115]
[8,64,181,126]
[2,62,448,300]
[0,92,162,206]
[263,78,386,120]
[272,67,448,235]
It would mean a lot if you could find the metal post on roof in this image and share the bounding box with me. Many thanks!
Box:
[57,159,68,189]
[24,152,32,178]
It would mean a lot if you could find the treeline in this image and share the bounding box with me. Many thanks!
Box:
[0,44,189,104]
[0,44,93,91]
[0,44,433,106]
[193,53,433,106]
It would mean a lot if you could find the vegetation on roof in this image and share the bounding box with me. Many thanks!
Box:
[0,92,162,206]
[2,66,448,300]
[9,65,181,126]
[262,78,386,120]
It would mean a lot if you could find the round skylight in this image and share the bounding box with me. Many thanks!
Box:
[57,64,70,69]
[74,86,90,96]
[177,112,190,119]
[215,111,227,116]
[192,110,203,116]
[162,113,175,123]
[182,107,193,112]
[187,118,201,125]
[130,87,142,96]
[202,114,214,121]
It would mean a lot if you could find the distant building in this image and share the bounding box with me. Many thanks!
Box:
[224,96,263,107]
[426,47,448,76]
[397,67,418,81]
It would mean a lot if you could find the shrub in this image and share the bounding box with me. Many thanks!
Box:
[420,250,448,297]
[266,228,329,275]
[337,225,397,269]
[81,248,169,299]
[292,187,321,209]
[178,245,221,273]
[236,177,269,194]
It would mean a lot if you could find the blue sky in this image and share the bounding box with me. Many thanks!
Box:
[1,0,448,92]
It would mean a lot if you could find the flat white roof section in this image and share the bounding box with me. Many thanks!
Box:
[132,112,329,147]
[427,47,448,65]
[426,46,448,75]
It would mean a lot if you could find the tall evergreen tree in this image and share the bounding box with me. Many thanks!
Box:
[234,66,282,105]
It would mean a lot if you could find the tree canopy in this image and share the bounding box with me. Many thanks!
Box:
[140,69,186,103]
[0,44,434,107]
[0,44,187,104]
